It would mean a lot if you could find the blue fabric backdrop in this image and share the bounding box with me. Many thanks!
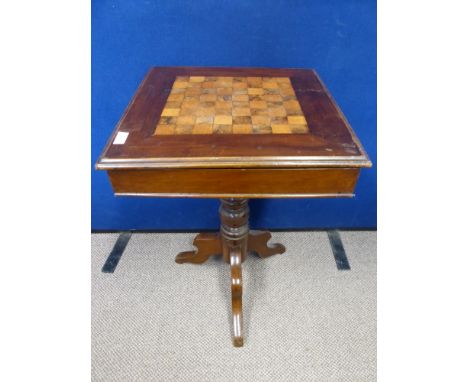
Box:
[92,0,376,230]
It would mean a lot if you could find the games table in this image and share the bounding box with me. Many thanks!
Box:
[96,67,371,347]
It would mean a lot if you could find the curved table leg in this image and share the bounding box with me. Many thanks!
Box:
[220,198,249,346]
[175,232,222,264]
[248,230,286,258]
[229,247,243,347]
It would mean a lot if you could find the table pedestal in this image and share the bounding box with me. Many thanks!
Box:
[175,198,286,347]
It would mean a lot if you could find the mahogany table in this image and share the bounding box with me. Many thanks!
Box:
[96,67,371,347]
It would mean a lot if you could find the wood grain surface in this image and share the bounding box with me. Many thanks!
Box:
[96,67,371,170]
[107,168,360,197]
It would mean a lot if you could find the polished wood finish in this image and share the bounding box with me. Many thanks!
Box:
[229,247,243,347]
[220,199,248,347]
[175,232,221,264]
[174,230,286,265]
[175,199,286,346]
[108,168,360,197]
[96,67,372,347]
[248,230,286,258]
[96,67,371,170]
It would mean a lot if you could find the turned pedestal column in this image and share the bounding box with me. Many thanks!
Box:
[175,198,286,346]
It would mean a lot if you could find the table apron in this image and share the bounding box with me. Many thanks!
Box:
[106,168,360,198]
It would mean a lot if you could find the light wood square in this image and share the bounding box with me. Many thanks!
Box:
[248,88,264,95]
[189,76,205,82]
[269,107,287,117]
[168,93,184,102]
[289,125,309,134]
[232,94,249,102]
[175,125,194,134]
[199,101,215,108]
[179,107,198,116]
[214,115,232,125]
[161,108,180,117]
[195,107,216,117]
[165,101,182,109]
[233,124,253,134]
[280,87,295,96]
[247,77,262,87]
[233,81,247,89]
[193,123,213,134]
[215,100,232,109]
[217,87,233,95]
[262,80,279,89]
[264,94,283,102]
[201,88,217,94]
[215,108,231,116]
[170,88,185,94]
[250,100,268,109]
[201,81,215,88]
[200,94,216,102]
[173,81,189,89]
[273,77,291,84]
[182,99,199,107]
[232,107,251,117]
[176,115,196,125]
[271,124,292,134]
[154,125,175,135]
[185,87,202,96]
[287,115,307,125]
[283,100,301,110]
[232,88,248,94]
[233,101,249,108]
[252,115,270,125]
[196,116,214,124]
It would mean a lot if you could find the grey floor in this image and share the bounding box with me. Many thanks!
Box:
[92,231,376,382]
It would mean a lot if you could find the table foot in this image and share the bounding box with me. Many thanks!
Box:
[175,232,222,264]
[248,230,286,258]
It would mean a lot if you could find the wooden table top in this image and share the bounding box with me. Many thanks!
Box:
[96,67,371,170]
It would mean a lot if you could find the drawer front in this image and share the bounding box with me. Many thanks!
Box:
[107,168,360,198]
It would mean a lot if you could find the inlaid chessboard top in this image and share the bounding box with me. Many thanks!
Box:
[154,76,308,135]
[96,67,371,170]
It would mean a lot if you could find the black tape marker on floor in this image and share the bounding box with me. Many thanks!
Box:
[102,232,132,273]
[327,230,351,270]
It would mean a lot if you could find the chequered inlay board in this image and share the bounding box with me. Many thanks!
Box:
[154,76,309,135]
